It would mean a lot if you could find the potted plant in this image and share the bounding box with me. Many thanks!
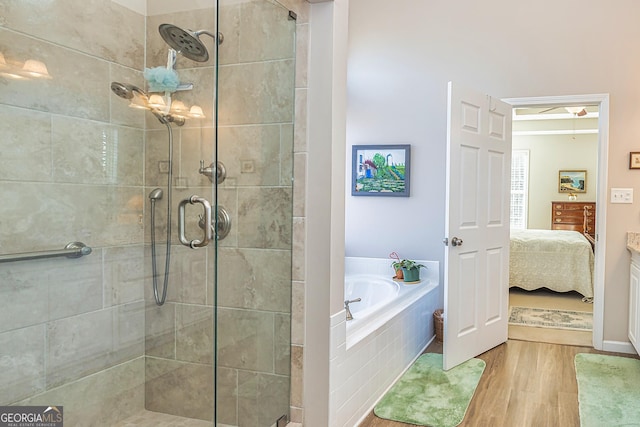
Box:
[392,259,426,282]
[391,259,404,279]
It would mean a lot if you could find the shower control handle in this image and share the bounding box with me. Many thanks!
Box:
[199,160,226,184]
[198,205,232,240]
[178,195,212,249]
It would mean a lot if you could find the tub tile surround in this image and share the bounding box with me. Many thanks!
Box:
[329,257,441,426]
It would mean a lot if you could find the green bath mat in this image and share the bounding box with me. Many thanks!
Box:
[575,353,640,427]
[374,353,485,427]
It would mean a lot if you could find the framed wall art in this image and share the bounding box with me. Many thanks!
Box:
[558,169,587,193]
[352,144,411,197]
[630,152,640,169]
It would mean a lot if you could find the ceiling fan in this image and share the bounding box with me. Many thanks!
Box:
[538,106,588,116]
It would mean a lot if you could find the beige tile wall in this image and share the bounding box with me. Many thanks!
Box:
[143,0,303,424]
[0,2,147,423]
[285,0,310,422]
[142,3,216,421]
[0,0,309,424]
[214,0,301,423]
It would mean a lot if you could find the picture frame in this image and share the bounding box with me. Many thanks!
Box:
[630,152,640,169]
[352,144,411,197]
[558,169,587,193]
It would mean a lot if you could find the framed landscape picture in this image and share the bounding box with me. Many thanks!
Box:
[351,144,411,197]
[558,169,587,193]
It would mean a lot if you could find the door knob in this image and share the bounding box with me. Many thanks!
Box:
[451,237,463,247]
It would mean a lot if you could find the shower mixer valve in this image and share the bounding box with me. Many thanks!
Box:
[198,205,232,240]
[199,160,226,184]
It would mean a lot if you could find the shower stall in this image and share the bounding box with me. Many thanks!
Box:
[0,0,298,425]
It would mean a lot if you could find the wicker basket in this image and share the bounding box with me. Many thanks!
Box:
[433,309,444,343]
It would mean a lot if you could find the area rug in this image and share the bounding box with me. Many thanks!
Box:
[373,353,485,427]
[575,353,640,427]
[509,306,592,331]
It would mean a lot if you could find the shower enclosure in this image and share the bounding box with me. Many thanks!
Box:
[0,0,296,425]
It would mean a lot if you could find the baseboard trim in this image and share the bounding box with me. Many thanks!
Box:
[602,340,636,355]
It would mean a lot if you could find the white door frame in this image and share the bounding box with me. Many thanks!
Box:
[503,93,609,351]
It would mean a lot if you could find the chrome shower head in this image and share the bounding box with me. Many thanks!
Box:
[110,82,173,125]
[158,24,218,63]
[149,188,164,200]
[110,82,148,101]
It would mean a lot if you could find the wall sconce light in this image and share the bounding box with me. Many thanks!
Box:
[188,105,205,119]
[0,52,52,80]
[169,100,189,116]
[127,91,204,121]
[148,94,166,110]
[0,52,26,79]
[128,90,149,110]
[21,59,52,79]
[568,192,578,201]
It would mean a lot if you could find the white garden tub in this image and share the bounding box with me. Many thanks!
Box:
[344,258,438,347]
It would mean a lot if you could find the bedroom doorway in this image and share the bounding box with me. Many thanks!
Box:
[504,94,609,350]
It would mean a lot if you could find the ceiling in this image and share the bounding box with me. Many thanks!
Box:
[512,105,599,136]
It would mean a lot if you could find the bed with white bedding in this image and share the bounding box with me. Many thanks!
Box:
[509,229,594,300]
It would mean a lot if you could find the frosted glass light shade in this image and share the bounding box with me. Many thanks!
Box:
[21,59,52,79]
[0,52,26,79]
[170,100,188,114]
[189,105,205,118]
[128,91,149,110]
[148,94,166,109]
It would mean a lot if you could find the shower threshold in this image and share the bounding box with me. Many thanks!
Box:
[113,410,212,426]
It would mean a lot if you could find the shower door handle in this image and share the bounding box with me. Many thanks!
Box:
[178,195,212,248]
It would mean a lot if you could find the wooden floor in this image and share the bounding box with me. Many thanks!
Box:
[359,339,639,427]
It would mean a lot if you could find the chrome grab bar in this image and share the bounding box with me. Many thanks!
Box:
[178,195,212,249]
[0,242,92,264]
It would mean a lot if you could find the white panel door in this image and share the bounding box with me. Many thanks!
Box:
[443,81,512,370]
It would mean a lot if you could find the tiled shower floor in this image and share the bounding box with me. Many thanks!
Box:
[112,410,299,427]
[112,410,212,427]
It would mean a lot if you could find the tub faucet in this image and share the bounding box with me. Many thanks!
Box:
[345,298,361,321]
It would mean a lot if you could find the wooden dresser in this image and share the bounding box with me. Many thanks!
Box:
[551,201,596,239]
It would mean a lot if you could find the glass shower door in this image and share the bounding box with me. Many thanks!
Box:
[0,2,219,425]
[214,0,296,425]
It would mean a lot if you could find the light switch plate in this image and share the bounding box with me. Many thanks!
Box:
[611,188,634,204]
